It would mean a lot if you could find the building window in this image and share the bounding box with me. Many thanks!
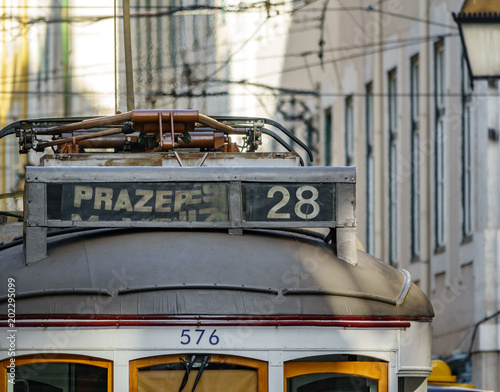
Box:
[462,56,472,239]
[434,41,445,251]
[365,82,374,255]
[345,95,354,166]
[410,55,420,261]
[388,69,398,266]
[324,107,332,166]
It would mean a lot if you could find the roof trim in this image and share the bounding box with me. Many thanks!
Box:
[281,288,397,306]
[0,288,112,303]
[119,284,279,296]
[396,269,412,306]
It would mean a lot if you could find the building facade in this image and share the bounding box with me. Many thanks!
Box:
[276,0,500,389]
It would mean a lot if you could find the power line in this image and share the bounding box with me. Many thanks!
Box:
[0,32,457,86]
[1,2,458,32]
[0,3,287,26]
[0,2,466,105]
[252,32,459,80]
[368,0,391,7]
[293,5,458,30]
[364,6,458,30]
[194,17,271,88]
[142,91,493,99]
[144,78,491,99]
[276,33,458,58]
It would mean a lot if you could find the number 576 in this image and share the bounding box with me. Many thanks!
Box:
[180,329,220,345]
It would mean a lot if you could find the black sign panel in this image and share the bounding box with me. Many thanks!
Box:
[243,183,335,222]
[47,182,229,222]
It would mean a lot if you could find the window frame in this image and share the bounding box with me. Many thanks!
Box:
[434,40,446,252]
[461,54,473,240]
[284,361,388,392]
[345,95,354,166]
[365,82,375,255]
[324,107,333,166]
[129,354,268,392]
[0,354,113,392]
[410,54,420,262]
[388,68,399,266]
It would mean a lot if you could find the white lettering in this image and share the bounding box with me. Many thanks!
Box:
[114,189,133,211]
[155,190,172,212]
[74,186,93,208]
[94,187,113,210]
[174,190,190,212]
[71,214,100,221]
[134,189,153,212]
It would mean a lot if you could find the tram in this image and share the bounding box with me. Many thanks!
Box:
[0,110,434,392]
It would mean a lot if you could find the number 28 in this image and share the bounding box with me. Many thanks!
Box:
[267,185,320,219]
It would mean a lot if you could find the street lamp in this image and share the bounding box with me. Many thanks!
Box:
[453,0,500,80]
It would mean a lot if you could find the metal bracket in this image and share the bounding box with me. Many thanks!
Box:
[335,182,357,266]
[228,181,243,235]
[23,182,48,265]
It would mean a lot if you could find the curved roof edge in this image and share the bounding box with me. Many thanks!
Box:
[0,228,434,319]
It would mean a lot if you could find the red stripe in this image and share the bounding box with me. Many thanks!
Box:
[1,314,431,322]
[0,319,412,328]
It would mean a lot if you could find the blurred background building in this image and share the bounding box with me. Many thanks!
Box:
[1,0,500,389]
[278,1,500,389]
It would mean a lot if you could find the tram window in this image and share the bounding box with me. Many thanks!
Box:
[284,362,387,392]
[130,355,267,392]
[287,373,378,392]
[1,356,112,392]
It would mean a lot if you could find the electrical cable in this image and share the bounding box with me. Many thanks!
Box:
[0,33,459,102]
[262,128,305,166]
[467,310,500,358]
[364,6,458,30]
[0,32,454,86]
[252,33,459,80]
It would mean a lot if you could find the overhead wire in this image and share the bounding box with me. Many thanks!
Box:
[368,0,391,6]
[290,5,458,30]
[194,16,271,89]
[317,0,329,68]
[137,26,461,99]
[0,1,456,61]
[0,1,468,107]
[363,6,458,30]
[251,32,459,80]
[0,2,457,31]
[149,77,493,98]
[0,32,458,87]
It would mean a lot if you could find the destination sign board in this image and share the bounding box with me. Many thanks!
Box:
[24,166,356,265]
[47,182,229,222]
[45,182,335,223]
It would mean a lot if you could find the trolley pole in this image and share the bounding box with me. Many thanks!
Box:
[123,0,135,111]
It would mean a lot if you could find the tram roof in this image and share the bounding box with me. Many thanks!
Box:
[0,228,434,318]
